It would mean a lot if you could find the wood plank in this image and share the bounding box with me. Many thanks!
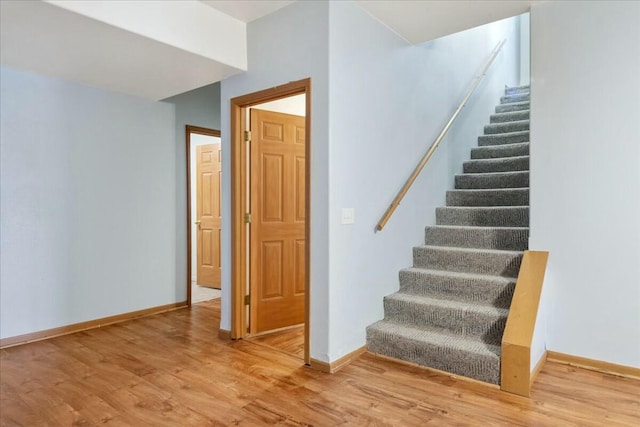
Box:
[2,299,638,426]
[248,325,305,358]
[0,302,187,349]
[501,250,549,397]
[547,350,640,380]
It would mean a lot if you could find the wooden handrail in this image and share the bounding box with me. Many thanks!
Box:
[375,39,507,231]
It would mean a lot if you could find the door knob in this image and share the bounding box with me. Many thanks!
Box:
[195,221,201,225]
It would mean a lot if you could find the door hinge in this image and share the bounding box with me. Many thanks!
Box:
[244,130,252,142]
[244,295,250,305]
[244,212,251,224]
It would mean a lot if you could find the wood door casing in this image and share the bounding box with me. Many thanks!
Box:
[250,109,305,333]
[196,143,222,288]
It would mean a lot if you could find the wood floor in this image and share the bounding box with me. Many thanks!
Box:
[248,326,305,360]
[1,300,638,426]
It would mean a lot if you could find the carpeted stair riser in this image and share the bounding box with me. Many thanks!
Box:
[383,293,507,344]
[463,156,529,174]
[446,188,529,207]
[500,93,530,104]
[490,110,530,123]
[366,322,501,384]
[398,268,516,308]
[425,225,529,251]
[413,246,523,277]
[484,120,529,135]
[455,171,529,189]
[471,143,529,159]
[478,131,529,146]
[495,101,529,113]
[436,206,529,227]
[505,85,529,95]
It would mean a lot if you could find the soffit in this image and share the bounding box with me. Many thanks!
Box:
[0,0,245,100]
[356,1,538,44]
[199,0,296,22]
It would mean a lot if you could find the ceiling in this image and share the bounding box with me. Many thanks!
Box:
[199,0,296,22]
[1,1,536,101]
[357,1,538,44]
[199,0,537,43]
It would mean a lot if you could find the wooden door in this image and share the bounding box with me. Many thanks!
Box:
[196,143,222,288]
[250,109,305,333]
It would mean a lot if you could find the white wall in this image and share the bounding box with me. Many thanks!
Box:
[220,1,331,360]
[190,133,222,283]
[530,1,640,368]
[252,94,306,116]
[519,13,530,86]
[327,2,520,359]
[0,67,177,339]
[163,83,221,301]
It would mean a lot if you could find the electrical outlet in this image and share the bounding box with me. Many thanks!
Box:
[341,208,355,224]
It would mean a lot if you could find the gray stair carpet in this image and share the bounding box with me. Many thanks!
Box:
[366,85,531,385]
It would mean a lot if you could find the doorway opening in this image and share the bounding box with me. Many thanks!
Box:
[186,125,222,306]
[230,79,311,364]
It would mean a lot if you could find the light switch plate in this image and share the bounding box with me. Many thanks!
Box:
[341,208,355,224]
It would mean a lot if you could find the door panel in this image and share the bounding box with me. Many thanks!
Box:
[295,156,305,222]
[262,154,284,222]
[262,240,284,298]
[294,239,306,295]
[196,143,222,288]
[250,109,306,333]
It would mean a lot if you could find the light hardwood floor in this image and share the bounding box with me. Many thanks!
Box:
[248,326,305,360]
[1,300,638,426]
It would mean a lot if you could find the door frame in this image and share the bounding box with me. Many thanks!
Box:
[186,125,221,307]
[230,78,311,364]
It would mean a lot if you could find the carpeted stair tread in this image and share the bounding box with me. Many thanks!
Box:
[478,130,529,146]
[413,245,523,277]
[383,293,508,344]
[436,206,529,227]
[484,120,529,135]
[471,142,529,159]
[399,267,516,307]
[500,93,530,104]
[425,224,529,250]
[490,110,530,124]
[386,293,509,319]
[455,171,529,189]
[366,320,501,384]
[463,156,529,174]
[505,85,530,95]
[496,101,529,113]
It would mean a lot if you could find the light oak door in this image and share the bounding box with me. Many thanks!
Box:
[250,109,305,333]
[196,143,222,288]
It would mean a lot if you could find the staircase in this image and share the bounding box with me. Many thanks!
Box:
[366,85,531,385]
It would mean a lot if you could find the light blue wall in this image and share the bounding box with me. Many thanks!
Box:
[327,2,520,359]
[163,83,221,300]
[0,66,177,339]
[530,0,640,368]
